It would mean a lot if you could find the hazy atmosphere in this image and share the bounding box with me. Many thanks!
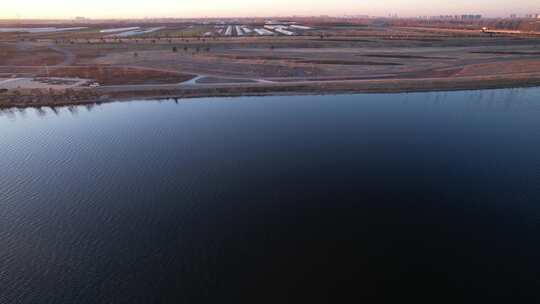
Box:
[2,0,539,18]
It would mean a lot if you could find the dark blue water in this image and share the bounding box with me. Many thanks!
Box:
[1,89,540,303]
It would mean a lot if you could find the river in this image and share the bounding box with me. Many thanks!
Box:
[1,88,540,302]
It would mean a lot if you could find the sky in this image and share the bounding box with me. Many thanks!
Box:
[2,0,539,19]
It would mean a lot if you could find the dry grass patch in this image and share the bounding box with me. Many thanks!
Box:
[40,66,194,85]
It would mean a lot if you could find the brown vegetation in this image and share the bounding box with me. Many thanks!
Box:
[38,66,194,85]
[456,60,540,77]
[0,44,65,66]
[294,59,402,66]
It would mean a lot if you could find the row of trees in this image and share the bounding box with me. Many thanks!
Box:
[172,46,211,53]
[133,45,212,57]
[52,35,219,45]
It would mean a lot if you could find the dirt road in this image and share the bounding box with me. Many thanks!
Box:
[47,43,76,66]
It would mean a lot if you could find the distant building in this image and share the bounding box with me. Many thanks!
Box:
[426,14,481,21]
[343,15,370,19]
[459,14,482,20]
[429,15,455,20]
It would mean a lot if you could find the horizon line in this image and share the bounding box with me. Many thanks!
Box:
[1,14,515,22]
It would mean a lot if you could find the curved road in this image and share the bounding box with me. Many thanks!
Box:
[47,43,76,66]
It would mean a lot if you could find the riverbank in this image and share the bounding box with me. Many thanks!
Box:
[2,73,540,109]
[3,25,540,109]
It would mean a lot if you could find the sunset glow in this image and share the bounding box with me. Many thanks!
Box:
[2,0,539,19]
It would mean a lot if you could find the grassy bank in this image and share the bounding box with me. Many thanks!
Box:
[2,74,540,109]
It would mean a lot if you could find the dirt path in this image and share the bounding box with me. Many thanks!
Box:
[46,44,76,66]
[0,78,24,86]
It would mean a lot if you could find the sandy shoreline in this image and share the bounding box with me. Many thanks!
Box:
[2,74,540,109]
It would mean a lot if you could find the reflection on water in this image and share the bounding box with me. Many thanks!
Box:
[1,88,540,303]
[2,87,540,121]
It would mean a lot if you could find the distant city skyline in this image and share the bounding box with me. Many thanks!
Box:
[2,0,539,19]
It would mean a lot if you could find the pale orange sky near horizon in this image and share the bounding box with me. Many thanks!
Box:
[2,0,539,19]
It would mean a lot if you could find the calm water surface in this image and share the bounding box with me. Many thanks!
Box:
[1,89,540,303]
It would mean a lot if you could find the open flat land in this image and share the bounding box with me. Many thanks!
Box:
[1,19,540,107]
